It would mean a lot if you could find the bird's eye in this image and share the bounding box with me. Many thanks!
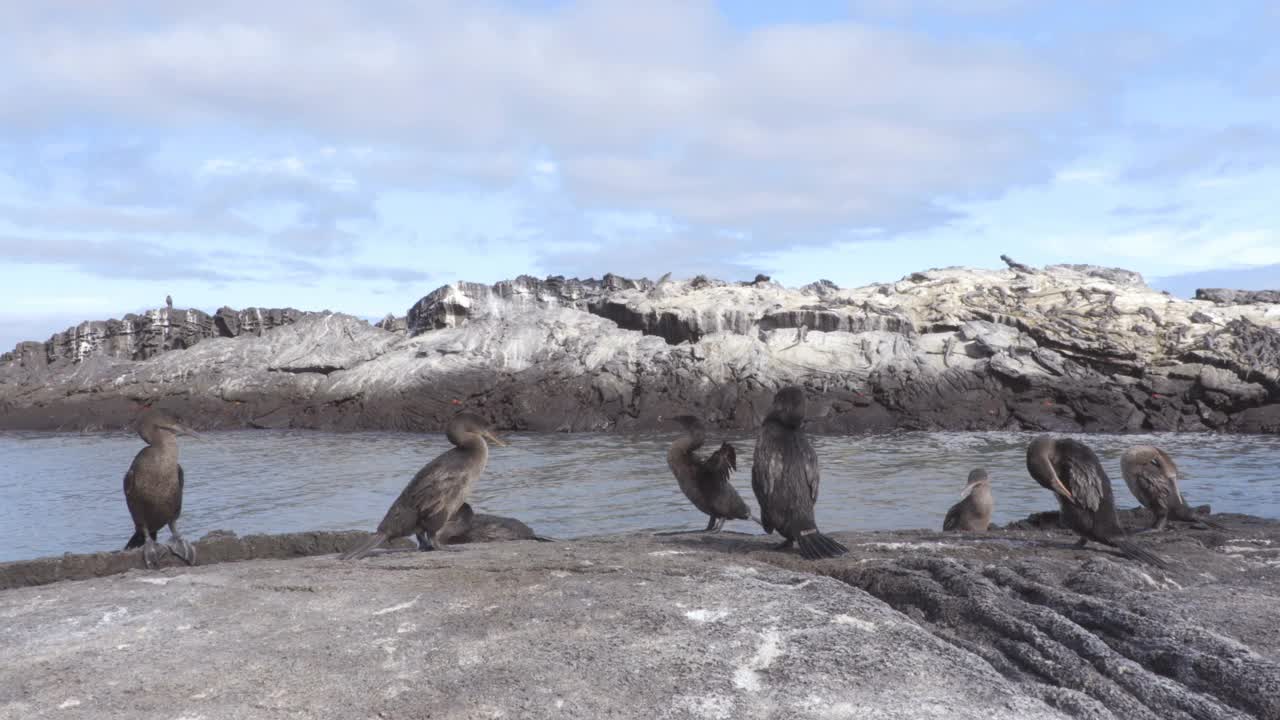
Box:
[1150,458,1160,466]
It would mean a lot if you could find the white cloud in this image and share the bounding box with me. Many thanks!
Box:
[1042,227,1280,272]
[0,1,1079,236]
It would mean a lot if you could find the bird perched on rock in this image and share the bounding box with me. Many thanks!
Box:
[663,414,754,533]
[943,469,994,532]
[1026,435,1167,568]
[122,409,200,568]
[165,294,173,309]
[1120,446,1223,531]
[752,386,848,560]
[341,412,506,560]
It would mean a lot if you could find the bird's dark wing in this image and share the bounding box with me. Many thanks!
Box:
[797,436,821,504]
[751,433,777,501]
[1061,453,1105,512]
[175,464,185,517]
[751,429,781,528]
[407,448,472,515]
[1130,466,1170,509]
[943,502,961,531]
[122,466,143,524]
[696,443,737,497]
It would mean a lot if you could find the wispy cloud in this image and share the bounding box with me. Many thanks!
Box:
[0,233,247,283]
[0,1,1078,241]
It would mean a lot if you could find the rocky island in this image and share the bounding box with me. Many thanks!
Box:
[2,261,1279,434]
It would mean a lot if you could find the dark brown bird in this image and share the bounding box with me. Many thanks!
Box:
[1026,435,1167,568]
[663,415,753,532]
[751,386,848,560]
[943,469,994,532]
[1121,445,1223,531]
[417,503,554,549]
[165,294,173,309]
[122,409,199,568]
[341,412,506,560]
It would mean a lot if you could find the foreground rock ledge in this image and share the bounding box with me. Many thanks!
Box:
[2,519,1279,720]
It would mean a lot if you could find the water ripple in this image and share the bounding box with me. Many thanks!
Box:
[0,429,1276,562]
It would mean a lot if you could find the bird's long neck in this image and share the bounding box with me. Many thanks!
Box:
[673,426,705,455]
[449,432,489,458]
[146,431,179,463]
[765,409,803,431]
[144,428,177,449]
[967,482,993,508]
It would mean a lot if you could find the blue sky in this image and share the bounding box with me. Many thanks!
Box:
[2,0,1278,350]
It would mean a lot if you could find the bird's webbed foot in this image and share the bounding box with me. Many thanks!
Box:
[1074,536,1089,548]
[142,538,161,569]
[773,538,795,551]
[168,538,197,566]
[165,523,197,566]
[702,517,727,533]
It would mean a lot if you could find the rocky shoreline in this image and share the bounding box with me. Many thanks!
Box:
[2,511,1278,719]
[3,263,1279,434]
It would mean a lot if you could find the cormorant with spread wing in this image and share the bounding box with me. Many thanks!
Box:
[664,414,753,533]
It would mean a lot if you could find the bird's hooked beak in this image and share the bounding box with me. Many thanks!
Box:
[482,430,507,447]
[1046,470,1074,502]
[163,422,201,440]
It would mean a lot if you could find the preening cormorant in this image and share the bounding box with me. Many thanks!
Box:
[1121,445,1223,531]
[664,414,753,532]
[341,412,505,560]
[122,409,199,568]
[751,386,848,560]
[1026,435,1167,568]
[943,469,993,532]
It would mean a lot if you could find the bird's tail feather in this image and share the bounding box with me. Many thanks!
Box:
[340,532,387,561]
[1113,538,1169,569]
[532,535,556,542]
[124,529,146,550]
[797,531,849,560]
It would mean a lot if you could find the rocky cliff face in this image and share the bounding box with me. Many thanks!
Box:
[0,306,311,369]
[2,264,1279,433]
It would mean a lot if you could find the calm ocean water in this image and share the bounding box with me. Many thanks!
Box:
[1,429,1277,562]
